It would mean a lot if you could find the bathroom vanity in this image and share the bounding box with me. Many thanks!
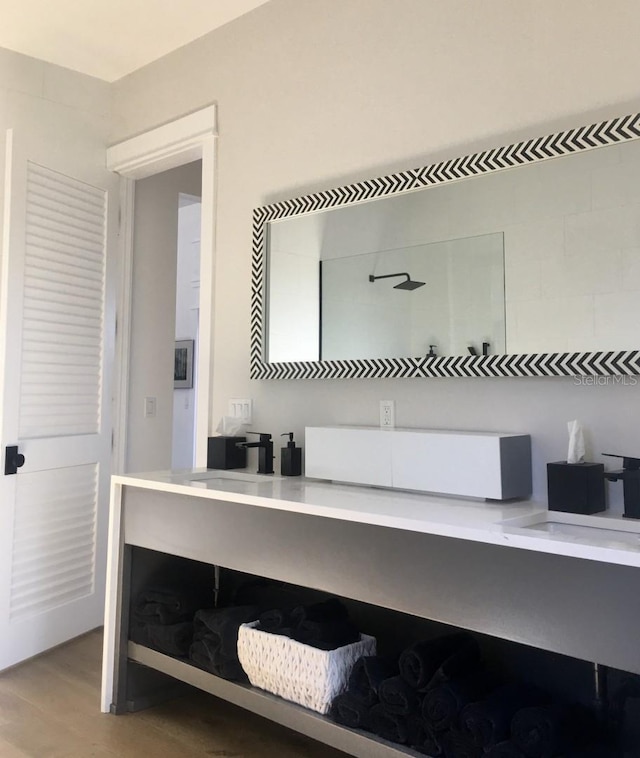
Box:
[102,469,640,757]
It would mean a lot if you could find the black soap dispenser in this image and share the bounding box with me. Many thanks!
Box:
[281,432,302,477]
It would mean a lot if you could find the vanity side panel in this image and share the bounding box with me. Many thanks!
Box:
[500,435,533,499]
[123,487,640,675]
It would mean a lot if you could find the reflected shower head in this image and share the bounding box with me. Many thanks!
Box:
[369,272,426,290]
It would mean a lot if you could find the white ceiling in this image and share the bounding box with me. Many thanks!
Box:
[0,0,271,82]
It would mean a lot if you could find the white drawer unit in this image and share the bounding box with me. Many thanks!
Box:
[305,426,531,500]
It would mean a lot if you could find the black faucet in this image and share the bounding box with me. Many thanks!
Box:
[237,432,274,475]
[603,453,640,519]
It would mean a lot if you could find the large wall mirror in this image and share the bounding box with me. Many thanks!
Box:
[251,113,640,379]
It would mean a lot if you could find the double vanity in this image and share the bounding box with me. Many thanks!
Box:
[101,462,640,757]
[100,108,640,755]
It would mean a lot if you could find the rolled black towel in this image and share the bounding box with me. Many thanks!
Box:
[258,607,293,632]
[328,692,373,730]
[399,633,480,690]
[192,606,259,657]
[132,587,196,625]
[511,705,584,757]
[293,618,361,650]
[369,703,409,744]
[423,673,492,732]
[348,656,398,706]
[460,684,545,751]
[378,675,421,716]
[485,741,525,758]
[427,636,483,691]
[440,728,483,758]
[407,715,444,756]
[291,597,349,625]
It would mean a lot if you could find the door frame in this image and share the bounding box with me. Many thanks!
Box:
[106,106,217,471]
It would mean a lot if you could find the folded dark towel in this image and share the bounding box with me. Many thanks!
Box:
[440,728,483,758]
[347,656,398,706]
[511,705,584,757]
[192,606,259,657]
[132,587,196,625]
[399,633,481,691]
[188,638,249,683]
[369,703,409,744]
[328,692,373,730]
[407,714,444,755]
[460,685,545,750]
[146,621,193,656]
[189,605,258,682]
[485,741,526,758]
[129,619,194,657]
[293,618,361,650]
[378,675,421,716]
[423,673,492,732]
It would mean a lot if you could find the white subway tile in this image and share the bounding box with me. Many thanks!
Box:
[565,205,640,256]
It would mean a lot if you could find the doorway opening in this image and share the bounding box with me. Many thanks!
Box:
[173,193,202,469]
[126,161,202,473]
[105,105,217,475]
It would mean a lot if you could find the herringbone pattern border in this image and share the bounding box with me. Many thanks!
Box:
[251,113,640,379]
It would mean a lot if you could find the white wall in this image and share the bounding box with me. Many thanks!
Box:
[111,0,640,504]
[127,162,202,473]
[172,196,201,469]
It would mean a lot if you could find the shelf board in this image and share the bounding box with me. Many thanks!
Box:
[128,642,424,758]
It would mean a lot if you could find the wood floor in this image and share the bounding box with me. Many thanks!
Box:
[0,629,347,757]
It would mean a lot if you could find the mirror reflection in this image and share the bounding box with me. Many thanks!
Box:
[266,134,640,364]
[320,233,505,361]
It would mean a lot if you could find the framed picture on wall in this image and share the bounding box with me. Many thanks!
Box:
[174,339,194,389]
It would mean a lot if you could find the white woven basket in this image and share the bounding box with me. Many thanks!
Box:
[237,621,376,714]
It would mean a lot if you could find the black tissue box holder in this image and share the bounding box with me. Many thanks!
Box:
[547,461,605,514]
[207,436,247,470]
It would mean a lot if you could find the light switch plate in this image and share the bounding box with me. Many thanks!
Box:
[228,398,252,424]
[144,396,156,418]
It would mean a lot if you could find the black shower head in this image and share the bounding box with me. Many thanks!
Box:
[394,277,425,290]
[369,272,426,290]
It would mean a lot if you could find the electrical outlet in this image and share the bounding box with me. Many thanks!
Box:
[379,400,395,428]
[144,396,156,418]
[228,398,252,424]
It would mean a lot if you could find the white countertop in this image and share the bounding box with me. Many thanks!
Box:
[113,469,640,569]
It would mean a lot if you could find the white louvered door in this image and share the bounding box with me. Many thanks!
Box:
[0,128,117,670]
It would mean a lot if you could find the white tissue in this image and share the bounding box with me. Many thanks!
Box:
[215,416,246,437]
[567,419,585,464]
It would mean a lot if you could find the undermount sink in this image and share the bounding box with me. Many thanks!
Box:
[186,469,283,486]
[500,510,640,550]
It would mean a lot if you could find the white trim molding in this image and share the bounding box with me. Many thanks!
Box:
[108,105,217,472]
[107,106,218,180]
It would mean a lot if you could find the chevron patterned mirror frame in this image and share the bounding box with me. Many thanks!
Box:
[251,113,640,380]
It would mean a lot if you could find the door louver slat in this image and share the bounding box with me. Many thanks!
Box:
[19,163,106,440]
[10,464,98,621]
